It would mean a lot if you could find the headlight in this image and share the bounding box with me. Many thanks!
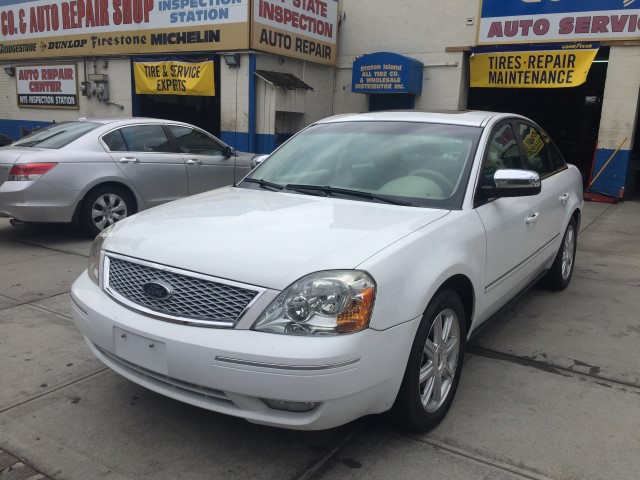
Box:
[88,224,114,285]
[252,271,376,336]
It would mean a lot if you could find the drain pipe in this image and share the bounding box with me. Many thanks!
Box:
[248,52,257,153]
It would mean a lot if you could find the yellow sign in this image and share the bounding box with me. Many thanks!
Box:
[470,45,598,88]
[134,60,214,96]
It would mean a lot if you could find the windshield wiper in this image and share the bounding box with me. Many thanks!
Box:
[242,178,284,191]
[285,184,414,206]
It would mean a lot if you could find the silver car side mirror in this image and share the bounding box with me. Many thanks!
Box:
[482,169,541,198]
[251,154,269,169]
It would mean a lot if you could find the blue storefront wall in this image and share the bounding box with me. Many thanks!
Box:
[0,119,54,141]
[589,148,630,197]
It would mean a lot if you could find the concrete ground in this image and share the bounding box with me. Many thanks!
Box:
[1,200,639,480]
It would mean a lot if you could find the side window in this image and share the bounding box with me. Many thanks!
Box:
[119,125,172,153]
[169,125,224,155]
[482,124,523,186]
[517,123,558,177]
[102,130,127,151]
[548,140,567,170]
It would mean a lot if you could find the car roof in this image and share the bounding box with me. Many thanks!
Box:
[316,110,520,128]
[77,117,175,126]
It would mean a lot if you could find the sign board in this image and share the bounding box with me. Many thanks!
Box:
[251,0,339,66]
[0,0,249,61]
[352,52,423,94]
[470,43,599,88]
[478,0,640,44]
[134,58,214,95]
[16,64,79,109]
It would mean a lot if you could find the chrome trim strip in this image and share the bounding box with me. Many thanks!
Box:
[215,356,361,371]
[103,252,266,328]
[485,233,560,293]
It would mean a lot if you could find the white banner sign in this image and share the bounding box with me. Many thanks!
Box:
[16,64,79,109]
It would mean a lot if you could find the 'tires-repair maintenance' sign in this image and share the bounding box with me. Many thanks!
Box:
[470,43,599,88]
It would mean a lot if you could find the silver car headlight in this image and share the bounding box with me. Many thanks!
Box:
[88,224,114,285]
[252,271,376,336]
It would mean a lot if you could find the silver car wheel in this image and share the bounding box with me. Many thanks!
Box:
[561,224,575,281]
[91,193,128,230]
[419,308,460,413]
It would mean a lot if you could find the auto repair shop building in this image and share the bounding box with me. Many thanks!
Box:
[1,0,639,195]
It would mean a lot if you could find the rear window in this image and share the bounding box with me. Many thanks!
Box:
[13,122,99,149]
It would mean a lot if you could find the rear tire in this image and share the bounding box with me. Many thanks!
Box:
[540,218,577,291]
[81,186,134,237]
[393,288,466,432]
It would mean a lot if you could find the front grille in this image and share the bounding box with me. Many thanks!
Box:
[105,255,260,326]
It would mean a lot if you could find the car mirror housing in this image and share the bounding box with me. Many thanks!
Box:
[251,154,269,169]
[223,146,235,158]
[481,169,541,198]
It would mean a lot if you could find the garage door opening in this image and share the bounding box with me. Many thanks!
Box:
[468,47,609,187]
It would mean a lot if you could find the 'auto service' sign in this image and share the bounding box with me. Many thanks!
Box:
[0,0,249,60]
[478,0,640,44]
[16,64,79,109]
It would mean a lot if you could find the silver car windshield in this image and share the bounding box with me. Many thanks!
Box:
[14,122,100,149]
[244,121,481,209]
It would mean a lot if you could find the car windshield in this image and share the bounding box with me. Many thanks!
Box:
[13,122,100,149]
[242,121,481,209]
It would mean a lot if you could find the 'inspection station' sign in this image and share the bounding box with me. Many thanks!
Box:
[470,43,599,88]
[16,64,79,109]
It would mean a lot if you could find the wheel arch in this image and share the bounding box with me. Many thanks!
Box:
[437,274,475,335]
[71,181,140,226]
[572,207,581,232]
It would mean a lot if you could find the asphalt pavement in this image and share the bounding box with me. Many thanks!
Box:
[1,200,639,480]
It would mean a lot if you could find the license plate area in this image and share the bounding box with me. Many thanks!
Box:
[113,327,168,375]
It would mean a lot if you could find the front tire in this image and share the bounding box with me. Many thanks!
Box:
[540,217,577,291]
[393,288,466,432]
[81,186,134,237]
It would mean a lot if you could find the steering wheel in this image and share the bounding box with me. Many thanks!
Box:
[409,169,455,195]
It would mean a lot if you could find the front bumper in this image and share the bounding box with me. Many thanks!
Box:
[71,271,420,430]
[0,179,79,222]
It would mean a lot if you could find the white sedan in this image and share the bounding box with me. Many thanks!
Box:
[70,111,583,431]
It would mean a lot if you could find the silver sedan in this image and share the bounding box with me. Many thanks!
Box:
[0,118,254,236]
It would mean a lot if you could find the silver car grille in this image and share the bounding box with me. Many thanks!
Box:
[104,254,261,327]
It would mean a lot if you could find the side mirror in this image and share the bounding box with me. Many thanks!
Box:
[251,154,269,169]
[223,145,235,158]
[481,169,541,198]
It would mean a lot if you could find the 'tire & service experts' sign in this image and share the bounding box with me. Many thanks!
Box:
[352,52,423,94]
[0,0,249,60]
[134,58,214,95]
[478,0,640,44]
[252,0,338,66]
[16,64,79,109]
[470,43,599,88]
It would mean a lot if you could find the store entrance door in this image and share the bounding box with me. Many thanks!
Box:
[467,48,609,187]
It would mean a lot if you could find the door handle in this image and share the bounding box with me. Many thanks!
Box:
[119,157,139,163]
[525,212,540,225]
[559,193,570,203]
[186,159,201,165]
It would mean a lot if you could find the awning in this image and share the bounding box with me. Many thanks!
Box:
[254,70,313,90]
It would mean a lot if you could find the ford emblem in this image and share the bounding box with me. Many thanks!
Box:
[142,281,173,300]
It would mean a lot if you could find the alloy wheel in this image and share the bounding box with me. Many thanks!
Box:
[561,225,575,281]
[419,308,460,413]
[91,193,128,230]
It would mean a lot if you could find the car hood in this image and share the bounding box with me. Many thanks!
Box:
[105,187,450,290]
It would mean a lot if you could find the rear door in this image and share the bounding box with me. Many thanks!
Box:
[474,121,540,315]
[516,122,571,272]
[167,125,237,195]
[103,124,188,208]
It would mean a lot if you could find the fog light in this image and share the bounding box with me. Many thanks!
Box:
[262,398,318,412]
